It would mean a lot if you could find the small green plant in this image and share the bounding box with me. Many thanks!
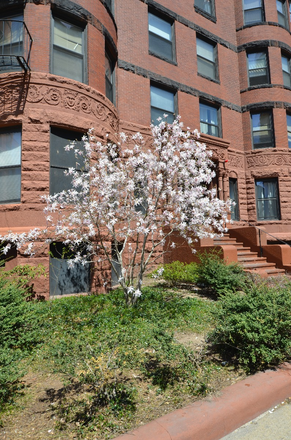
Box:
[209,281,291,372]
[152,261,199,286]
[0,264,45,298]
[197,250,249,297]
[0,279,39,407]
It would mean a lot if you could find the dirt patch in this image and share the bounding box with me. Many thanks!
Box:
[0,371,74,440]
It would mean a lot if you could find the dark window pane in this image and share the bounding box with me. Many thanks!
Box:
[0,128,21,204]
[277,0,288,27]
[151,107,174,123]
[0,167,21,203]
[52,17,84,82]
[195,0,213,15]
[229,178,239,221]
[244,8,263,24]
[52,47,83,82]
[50,128,84,195]
[200,103,220,137]
[50,128,84,169]
[282,55,291,86]
[111,242,123,286]
[150,85,175,124]
[148,13,173,61]
[248,52,269,86]
[197,57,216,79]
[197,37,216,80]
[105,53,115,103]
[255,179,280,220]
[106,76,113,102]
[149,33,172,60]
[252,112,274,149]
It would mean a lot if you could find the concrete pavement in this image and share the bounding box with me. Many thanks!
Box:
[221,400,291,440]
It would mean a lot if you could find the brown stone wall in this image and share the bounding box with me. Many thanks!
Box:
[2,0,291,296]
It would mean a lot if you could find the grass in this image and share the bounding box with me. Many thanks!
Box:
[1,284,242,439]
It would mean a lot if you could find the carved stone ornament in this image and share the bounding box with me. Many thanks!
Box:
[210,147,226,161]
[228,153,244,169]
[246,153,291,168]
[27,83,118,130]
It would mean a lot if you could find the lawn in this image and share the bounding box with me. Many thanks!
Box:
[2,257,291,440]
[0,282,245,440]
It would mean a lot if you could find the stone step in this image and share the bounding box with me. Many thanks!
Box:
[214,240,244,247]
[265,268,285,275]
[237,251,258,256]
[213,233,286,277]
[237,255,267,263]
[241,262,276,269]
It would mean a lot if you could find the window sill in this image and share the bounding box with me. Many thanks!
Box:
[197,72,220,84]
[237,22,291,33]
[241,84,271,93]
[194,6,217,23]
[252,146,276,150]
[148,51,177,66]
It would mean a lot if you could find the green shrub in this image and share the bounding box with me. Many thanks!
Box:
[0,280,39,407]
[197,250,249,297]
[209,282,291,372]
[153,261,199,286]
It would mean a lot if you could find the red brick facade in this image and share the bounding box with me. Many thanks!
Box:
[1,0,291,296]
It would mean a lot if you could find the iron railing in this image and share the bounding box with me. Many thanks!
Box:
[243,221,291,257]
[0,19,33,72]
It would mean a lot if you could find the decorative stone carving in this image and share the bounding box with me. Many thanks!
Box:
[246,154,291,168]
[211,147,226,161]
[228,153,244,168]
[26,82,118,129]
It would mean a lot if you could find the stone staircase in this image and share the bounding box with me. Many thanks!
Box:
[214,234,285,277]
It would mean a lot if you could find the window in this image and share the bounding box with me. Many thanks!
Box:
[229,178,239,221]
[255,179,280,220]
[251,111,274,149]
[105,51,115,103]
[150,85,175,123]
[51,16,86,82]
[0,14,23,71]
[0,127,21,204]
[49,242,90,295]
[243,0,264,25]
[277,0,289,28]
[104,0,114,14]
[148,12,174,61]
[195,0,215,17]
[287,113,291,148]
[200,102,220,137]
[50,127,84,195]
[111,242,123,286]
[196,37,217,80]
[247,51,269,86]
[282,54,291,87]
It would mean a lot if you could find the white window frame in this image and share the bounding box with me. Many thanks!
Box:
[51,15,86,83]
[196,36,217,81]
[0,127,22,204]
[148,11,174,62]
[150,84,176,124]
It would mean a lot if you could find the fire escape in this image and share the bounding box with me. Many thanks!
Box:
[0,17,33,115]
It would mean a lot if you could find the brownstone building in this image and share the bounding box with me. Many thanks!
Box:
[1,0,291,296]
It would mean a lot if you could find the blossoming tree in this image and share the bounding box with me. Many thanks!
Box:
[1,118,231,305]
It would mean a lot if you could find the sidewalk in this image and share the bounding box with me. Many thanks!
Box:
[112,363,291,440]
[221,401,291,440]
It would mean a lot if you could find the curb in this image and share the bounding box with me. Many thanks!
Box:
[112,363,291,440]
